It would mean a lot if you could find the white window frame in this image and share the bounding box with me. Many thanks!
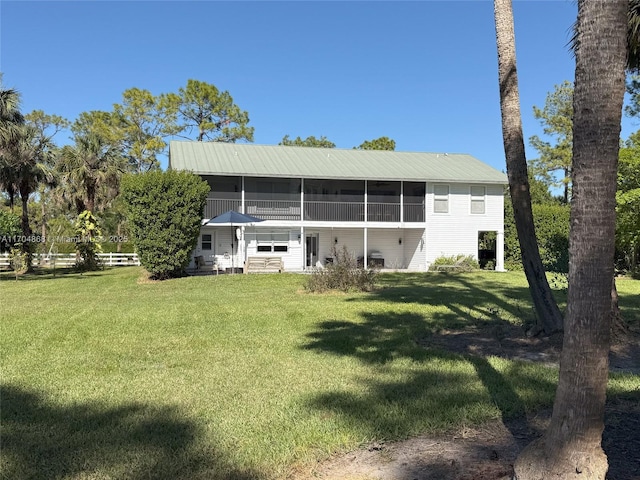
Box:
[256,231,289,253]
[201,233,213,251]
[433,184,449,213]
[470,186,486,214]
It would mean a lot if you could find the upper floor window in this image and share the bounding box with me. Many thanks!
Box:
[470,186,486,214]
[433,184,449,213]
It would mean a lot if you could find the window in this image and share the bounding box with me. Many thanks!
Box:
[433,184,449,213]
[470,186,486,214]
[202,234,212,250]
[256,232,289,253]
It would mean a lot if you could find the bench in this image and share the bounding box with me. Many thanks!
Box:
[244,256,284,274]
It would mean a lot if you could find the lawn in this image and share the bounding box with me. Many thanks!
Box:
[1,268,638,479]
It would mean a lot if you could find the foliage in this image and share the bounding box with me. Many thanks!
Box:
[74,210,103,271]
[430,254,480,272]
[0,208,20,252]
[8,246,28,276]
[528,80,573,202]
[305,245,378,292]
[113,88,181,173]
[616,133,640,272]
[355,136,396,151]
[121,170,209,279]
[174,79,254,142]
[279,134,336,148]
[58,133,127,214]
[504,201,570,273]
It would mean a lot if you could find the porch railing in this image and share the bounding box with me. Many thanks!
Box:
[403,203,425,222]
[246,201,301,220]
[367,203,400,222]
[204,198,425,222]
[205,199,242,219]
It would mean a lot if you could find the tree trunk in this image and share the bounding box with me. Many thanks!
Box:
[19,189,33,271]
[514,1,627,478]
[494,0,564,335]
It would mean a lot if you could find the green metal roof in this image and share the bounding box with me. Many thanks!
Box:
[169,141,508,184]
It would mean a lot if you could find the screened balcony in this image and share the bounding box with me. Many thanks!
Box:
[202,176,425,222]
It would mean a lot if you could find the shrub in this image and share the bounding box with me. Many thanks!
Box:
[431,254,480,272]
[74,210,103,272]
[504,201,570,273]
[121,170,209,279]
[306,245,378,293]
[0,209,21,253]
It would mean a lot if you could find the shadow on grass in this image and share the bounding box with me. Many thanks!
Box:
[1,384,263,480]
[362,272,567,330]
[302,310,555,443]
[0,268,97,281]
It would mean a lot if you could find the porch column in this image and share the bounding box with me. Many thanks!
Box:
[241,176,245,213]
[364,227,368,269]
[300,178,304,222]
[300,226,305,271]
[400,181,404,223]
[364,180,368,223]
[496,230,505,271]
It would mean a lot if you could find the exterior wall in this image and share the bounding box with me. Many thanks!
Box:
[425,183,504,268]
[244,229,303,272]
[195,177,505,272]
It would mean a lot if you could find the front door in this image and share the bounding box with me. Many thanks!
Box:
[305,234,319,268]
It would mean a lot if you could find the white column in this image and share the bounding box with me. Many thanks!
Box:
[364,180,368,223]
[301,226,305,271]
[400,181,404,223]
[364,227,368,269]
[241,176,245,213]
[300,178,304,222]
[496,230,505,271]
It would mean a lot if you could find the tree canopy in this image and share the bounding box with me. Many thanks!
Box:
[279,135,336,148]
[354,136,396,151]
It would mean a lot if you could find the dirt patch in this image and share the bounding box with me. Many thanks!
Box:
[299,326,640,480]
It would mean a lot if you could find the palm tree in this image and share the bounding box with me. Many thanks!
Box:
[0,85,24,210]
[58,133,126,214]
[493,0,564,335]
[4,124,56,269]
[514,1,628,478]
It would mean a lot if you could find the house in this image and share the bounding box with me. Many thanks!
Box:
[168,141,508,273]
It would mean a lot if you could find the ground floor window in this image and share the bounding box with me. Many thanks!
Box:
[202,234,212,250]
[256,231,289,253]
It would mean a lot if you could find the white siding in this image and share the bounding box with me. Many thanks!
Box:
[194,181,504,272]
[245,229,303,272]
[426,183,504,267]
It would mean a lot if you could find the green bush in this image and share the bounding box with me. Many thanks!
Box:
[431,254,480,272]
[0,209,21,253]
[74,211,103,272]
[121,170,209,279]
[306,245,378,293]
[504,201,570,273]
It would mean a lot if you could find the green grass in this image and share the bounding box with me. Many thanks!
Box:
[1,268,638,479]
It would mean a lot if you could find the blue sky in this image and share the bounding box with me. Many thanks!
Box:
[1,1,636,172]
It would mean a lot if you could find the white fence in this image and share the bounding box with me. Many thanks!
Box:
[0,252,140,269]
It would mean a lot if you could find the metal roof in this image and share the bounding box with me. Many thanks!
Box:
[169,141,508,184]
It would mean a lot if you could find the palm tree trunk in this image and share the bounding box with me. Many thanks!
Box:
[514,1,627,478]
[19,189,33,272]
[494,0,564,335]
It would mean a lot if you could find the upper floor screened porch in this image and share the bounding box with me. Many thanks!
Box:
[203,175,426,223]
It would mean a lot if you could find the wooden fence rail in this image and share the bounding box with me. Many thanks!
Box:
[0,253,140,268]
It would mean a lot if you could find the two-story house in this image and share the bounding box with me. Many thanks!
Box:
[168,141,507,272]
